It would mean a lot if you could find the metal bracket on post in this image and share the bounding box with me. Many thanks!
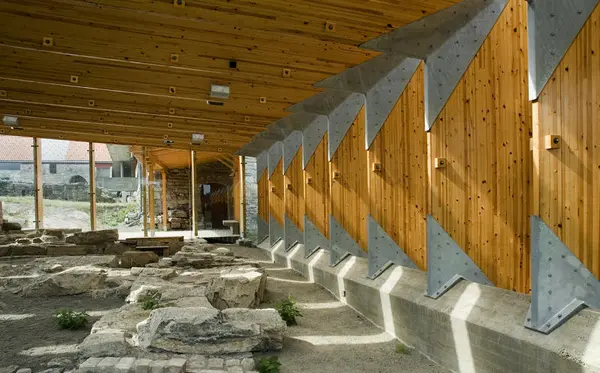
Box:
[288,91,365,160]
[304,215,329,258]
[284,214,303,251]
[367,215,418,279]
[361,0,508,131]
[525,216,600,334]
[426,215,493,298]
[315,53,421,149]
[256,150,269,244]
[329,215,367,267]
[527,0,599,100]
[269,215,283,248]
[302,115,328,169]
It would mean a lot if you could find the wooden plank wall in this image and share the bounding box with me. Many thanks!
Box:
[429,0,532,293]
[368,63,428,270]
[284,147,305,230]
[330,107,369,251]
[305,133,331,238]
[257,172,269,224]
[533,3,600,278]
[269,160,285,226]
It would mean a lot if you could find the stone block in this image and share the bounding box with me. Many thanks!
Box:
[105,242,132,255]
[15,369,32,373]
[22,265,107,297]
[165,358,186,373]
[46,245,100,256]
[225,359,240,367]
[149,360,167,373]
[79,359,104,373]
[130,267,177,280]
[11,244,46,256]
[0,244,10,256]
[65,229,118,246]
[115,357,136,373]
[205,267,267,309]
[227,367,243,373]
[207,358,224,369]
[134,359,152,373]
[96,357,120,373]
[16,238,32,244]
[120,251,159,268]
[240,358,255,371]
[186,356,206,370]
[79,330,131,358]
[0,366,18,373]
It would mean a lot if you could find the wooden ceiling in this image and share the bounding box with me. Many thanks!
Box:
[0,0,460,162]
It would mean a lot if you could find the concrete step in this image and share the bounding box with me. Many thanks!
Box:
[78,357,186,373]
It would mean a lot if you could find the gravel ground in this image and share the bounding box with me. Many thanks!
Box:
[0,293,123,371]
[230,244,450,373]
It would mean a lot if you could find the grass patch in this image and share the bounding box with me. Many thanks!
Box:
[275,296,302,326]
[54,309,89,330]
[257,356,281,373]
[139,291,162,310]
[395,342,412,355]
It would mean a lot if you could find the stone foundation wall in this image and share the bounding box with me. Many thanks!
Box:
[166,168,191,230]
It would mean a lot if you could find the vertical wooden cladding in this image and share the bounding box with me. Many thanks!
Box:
[368,63,428,270]
[284,148,304,230]
[429,0,532,293]
[330,106,369,251]
[258,172,269,224]
[269,160,285,226]
[305,133,331,239]
[232,157,242,222]
[534,3,600,279]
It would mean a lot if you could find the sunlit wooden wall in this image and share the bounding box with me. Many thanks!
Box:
[259,0,600,295]
[269,160,285,227]
[429,0,531,293]
[368,63,428,270]
[330,106,369,251]
[305,133,331,239]
[284,147,305,231]
[533,3,600,279]
[258,172,269,225]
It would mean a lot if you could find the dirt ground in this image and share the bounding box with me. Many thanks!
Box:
[0,293,123,370]
[231,245,450,373]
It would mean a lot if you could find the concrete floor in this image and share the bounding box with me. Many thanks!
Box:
[231,245,450,373]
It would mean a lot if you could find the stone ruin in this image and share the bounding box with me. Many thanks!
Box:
[0,225,284,373]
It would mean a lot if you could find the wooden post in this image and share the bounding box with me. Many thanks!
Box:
[190,150,198,237]
[141,147,148,237]
[89,142,97,231]
[239,156,246,237]
[148,163,156,237]
[161,170,168,231]
[33,138,43,230]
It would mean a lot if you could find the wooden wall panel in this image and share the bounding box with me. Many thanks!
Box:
[258,172,269,223]
[284,148,305,230]
[305,134,331,239]
[368,63,428,270]
[269,160,285,226]
[533,3,600,278]
[330,107,369,251]
[429,0,532,293]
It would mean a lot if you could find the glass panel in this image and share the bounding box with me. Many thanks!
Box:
[0,135,35,229]
[41,139,90,230]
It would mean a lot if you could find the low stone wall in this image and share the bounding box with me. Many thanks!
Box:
[262,242,600,373]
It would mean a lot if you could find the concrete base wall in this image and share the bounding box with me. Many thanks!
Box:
[262,242,600,373]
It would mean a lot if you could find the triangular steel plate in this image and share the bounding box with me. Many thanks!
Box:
[304,215,329,259]
[267,141,283,178]
[361,0,508,131]
[528,0,600,100]
[315,54,421,148]
[525,215,600,334]
[329,215,367,267]
[367,215,418,279]
[283,131,303,173]
[256,150,268,181]
[426,215,493,298]
[302,115,328,169]
[326,93,365,160]
[284,214,304,252]
[269,215,283,248]
[257,215,269,244]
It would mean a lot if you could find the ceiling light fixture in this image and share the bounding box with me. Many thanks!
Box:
[191,133,205,144]
[2,115,19,128]
[210,84,230,100]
